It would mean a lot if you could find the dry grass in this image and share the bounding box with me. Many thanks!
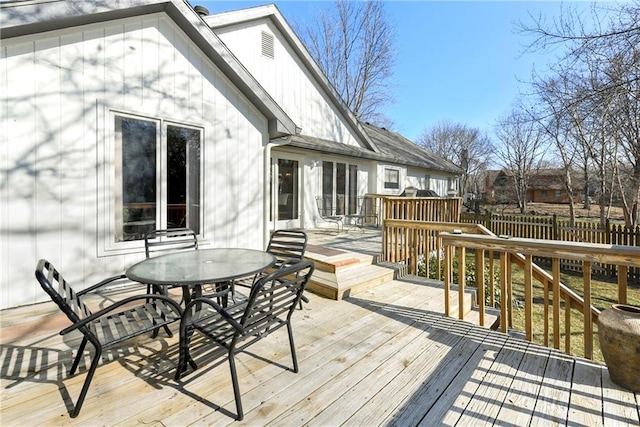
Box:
[492,263,640,363]
[487,202,626,222]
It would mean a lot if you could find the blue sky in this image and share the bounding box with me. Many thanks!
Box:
[199,1,589,141]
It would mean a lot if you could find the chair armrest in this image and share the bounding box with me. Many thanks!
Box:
[184,298,246,335]
[59,294,183,335]
[76,274,128,297]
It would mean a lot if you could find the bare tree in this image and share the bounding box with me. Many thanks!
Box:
[416,120,494,197]
[520,0,640,226]
[298,0,396,124]
[528,75,580,225]
[495,107,547,213]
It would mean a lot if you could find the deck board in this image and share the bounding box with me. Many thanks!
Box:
[2,276,639,426]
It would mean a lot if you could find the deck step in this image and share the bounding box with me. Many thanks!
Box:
[303,243,483,325]
[307,264,395,300]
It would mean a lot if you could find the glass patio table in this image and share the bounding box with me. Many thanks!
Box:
[126,248,276,306]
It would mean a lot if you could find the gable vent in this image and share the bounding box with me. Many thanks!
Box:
[261,31,275,59]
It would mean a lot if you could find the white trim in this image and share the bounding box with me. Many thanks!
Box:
[97,103,205,256]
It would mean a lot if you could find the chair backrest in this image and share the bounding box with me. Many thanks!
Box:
[35,259,94,334]
[266,230,308,267]
[316,196,334,218]
[145,228,198,258]
[241,260,314,333]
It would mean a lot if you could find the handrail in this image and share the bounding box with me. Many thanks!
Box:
[382,218,613,359]
[440,232,639,360]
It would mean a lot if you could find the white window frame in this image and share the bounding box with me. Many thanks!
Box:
[98,107,204,256]
[384,168,400,189]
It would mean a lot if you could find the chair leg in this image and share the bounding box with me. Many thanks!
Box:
[228,351,244,421]
[286,322,298,373]
[70,343,102,418]
[70,337,88,376]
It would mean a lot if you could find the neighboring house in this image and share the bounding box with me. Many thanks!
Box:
[484,169,580,204]
[0,0,460,309]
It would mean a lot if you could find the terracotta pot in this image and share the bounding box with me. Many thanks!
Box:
[598,304,640,391]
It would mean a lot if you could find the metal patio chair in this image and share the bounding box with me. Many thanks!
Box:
[315,196,344,232]
[175,260,315,421]
[35,259,182,418]
[144,228,198,295]
[233,229,309,307]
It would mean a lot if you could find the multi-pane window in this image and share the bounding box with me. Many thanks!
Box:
[322,161,358,215]
[114,114,202,242]
[384,168,399,189]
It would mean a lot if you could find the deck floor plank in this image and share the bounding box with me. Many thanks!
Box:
[417,328,508,426]
[2,274,639,426]
[529,350,574,425]
[569,359,605,426]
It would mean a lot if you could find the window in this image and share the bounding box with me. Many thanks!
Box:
[113,113,202,243]
[323,161,358,215]
[384,168,399,189]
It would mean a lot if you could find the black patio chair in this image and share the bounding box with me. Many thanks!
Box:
[35,259,182,418]
[175,260,315,421]
[233,230,309,307]
[144,228,198,297]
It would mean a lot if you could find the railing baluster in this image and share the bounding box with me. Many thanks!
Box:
[583,261,593,360]
[444,244,452,317]
[552,258,560,350]
[476,249,485,327]
[458,246,466,320]
[524,254,533,341]
[618,265,628,304]
[500,252,508,334]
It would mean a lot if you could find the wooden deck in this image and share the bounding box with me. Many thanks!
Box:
[2,275,639,425]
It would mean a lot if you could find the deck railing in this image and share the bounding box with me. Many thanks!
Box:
[380,218,637,360]
[439,232,640,360]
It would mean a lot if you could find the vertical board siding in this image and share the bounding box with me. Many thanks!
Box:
[4,41,38,307]
[215,20,361,146]
[1,15,268,309]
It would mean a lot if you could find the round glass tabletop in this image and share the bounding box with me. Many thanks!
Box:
[126,248,276,286]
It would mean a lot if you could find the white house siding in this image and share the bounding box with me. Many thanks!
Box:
[0,14,268,309]
[406,167,451,196]
[213,19,362,147]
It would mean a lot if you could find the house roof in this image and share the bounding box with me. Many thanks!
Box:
[203,4,380,153]
[361,123,462,173]
[0,0,299,139]
[289,123,462,174]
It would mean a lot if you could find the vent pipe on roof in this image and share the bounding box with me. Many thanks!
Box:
[193,5,209,17]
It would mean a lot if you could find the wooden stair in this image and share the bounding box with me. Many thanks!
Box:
[303,244,487,327]
[304,244,394,300]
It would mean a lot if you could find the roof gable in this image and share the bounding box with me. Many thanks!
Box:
[0,0,298,138]
[204,4,379,152]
